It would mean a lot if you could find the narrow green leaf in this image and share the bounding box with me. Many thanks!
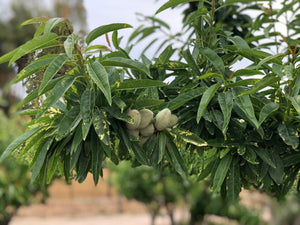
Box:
[0,126,43,162]
[282,153,300,167]
[21,17,48,26]
[44,17,65,35]
[156,0,199,14]
[287,95,300,115]
[218,92,233,135]
[144,15,170,29]
[226,0,268,3]
[225,79,261,88]
[167,87,206,111]
[155,45,175,64]
[213,154,233,193]
[268,154,284,185]
[31,137,54,182]
[86,23,132,45]
[112,30,119,49]
[158,132,167,163]
[70,142,83,172]
[166,133,187,177]
[233,87,259,129]
[37,76,76,118]
[253,148,276,168]
[197,73,224,81]
[197,82,221,123]
[228,36,250,50]
[87,61,112,105]
[39,54,69,94]
[113,79,166,91]
[278,123,299,149]
[81,89,94,141]
[105,106,133,123]
[135,98,165,109]
[11,55,58,84]
[93,109,110,146]
[182,49,200,75]
[91,132,104,185]
[71,123,83,155]
[227,158,241,202]
[56,106,81,141]
[0,48,18,64]
[172,129,207,147]
[238,76,280,97]
[102,57,151,78]
[232,69,264,78]
[198,47,225,75]
[258,102,279,126]
[238,49,281,64]
[256,53,284,69]
[9,33,59,66]
[64,33,78,58]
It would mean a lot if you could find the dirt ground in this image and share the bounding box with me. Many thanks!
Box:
[9,172,189,225]
[8,171,274,225]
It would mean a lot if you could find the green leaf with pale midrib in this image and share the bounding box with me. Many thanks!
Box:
[112,79,166,91]
[86,23,132,45]
[44,17,66,35]
[102,57,151,78]
[156,0,199,14]
[218,92,233,135]
[81,89,94,141]
[31,137,54,182]
[197,83,222,123]
[213,154,233,193]
[87,61,112,106]
[198,47,225,75]
[9,33,59,66]
[39,54,69,95]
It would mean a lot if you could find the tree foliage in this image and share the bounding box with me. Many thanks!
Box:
[0,0,299,202]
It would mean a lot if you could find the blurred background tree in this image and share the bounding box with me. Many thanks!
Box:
[0,0,86,115]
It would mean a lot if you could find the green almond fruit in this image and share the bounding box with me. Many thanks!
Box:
[126,109,141,130]
[155,108,171,131]
[139,109,154,129]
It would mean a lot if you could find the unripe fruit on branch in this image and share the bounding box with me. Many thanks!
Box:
[126,109,141,130]
[139,136,150,146]
[127,129,139,138]
[168,114,178,128]
[155,108,171,131]
[139,109,154,129]
[140,123,155,137]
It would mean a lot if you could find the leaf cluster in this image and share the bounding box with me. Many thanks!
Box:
[0,0,299,202]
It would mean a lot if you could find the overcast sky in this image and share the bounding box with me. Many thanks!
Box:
[83,0,184,33]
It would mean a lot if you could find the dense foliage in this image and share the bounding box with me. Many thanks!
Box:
[0,111,43,225]
[0,0,299,202]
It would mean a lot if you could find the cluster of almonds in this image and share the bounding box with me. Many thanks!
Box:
[125,108,178,146]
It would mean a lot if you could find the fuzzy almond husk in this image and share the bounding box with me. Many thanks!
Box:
[168,114,178,128]
[139,136,150,146]
[127,129,139,138]
[140,123,155,137]
[139,109,154,129]
[126,109,141,130]
[155,108,171,131]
